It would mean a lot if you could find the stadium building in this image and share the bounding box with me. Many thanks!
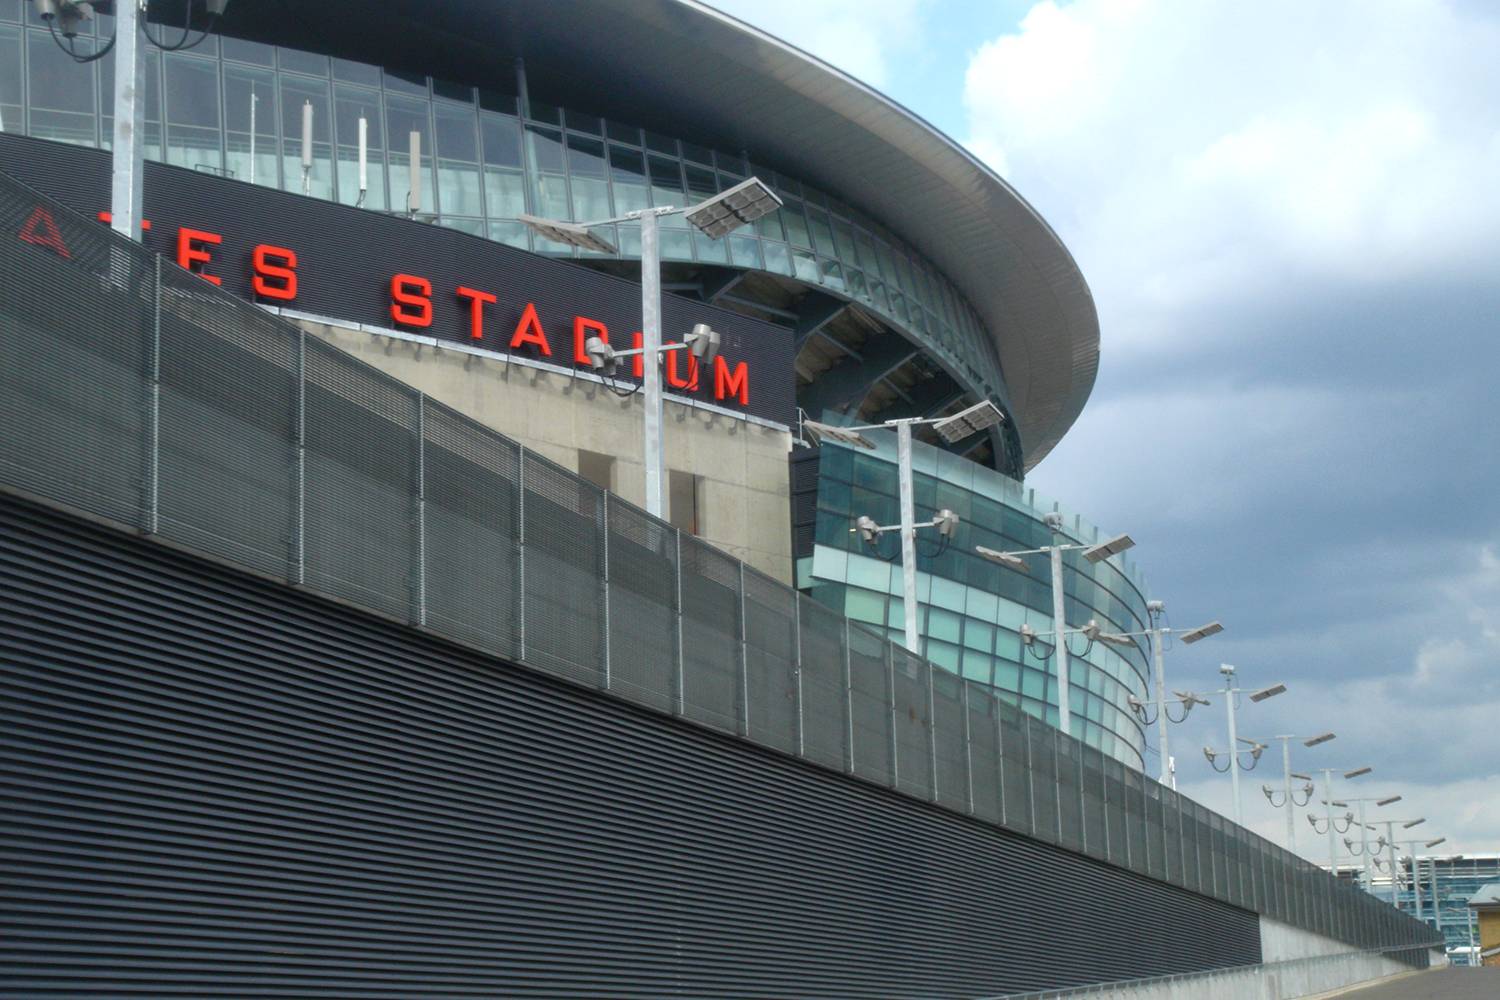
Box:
[0,1,1438,996]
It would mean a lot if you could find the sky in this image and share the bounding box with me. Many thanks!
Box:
[710,0,1500,861]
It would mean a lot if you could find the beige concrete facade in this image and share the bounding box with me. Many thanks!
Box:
[297,319,794,584]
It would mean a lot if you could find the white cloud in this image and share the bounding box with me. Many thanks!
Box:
[705,0,927,88]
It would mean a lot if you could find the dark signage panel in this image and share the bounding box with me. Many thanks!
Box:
[0,134,795,425]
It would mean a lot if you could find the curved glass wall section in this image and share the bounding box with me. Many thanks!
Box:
[804,435,1151,768]
[0,10,1008,441]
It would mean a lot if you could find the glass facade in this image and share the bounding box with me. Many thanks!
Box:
[804,435,1151,768]
[0,6,1008,436]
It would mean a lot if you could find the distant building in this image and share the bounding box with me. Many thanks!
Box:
[1467,880,1500,967]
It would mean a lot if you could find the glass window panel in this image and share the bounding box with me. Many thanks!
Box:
[382,68,427,96]
[480,114,525,218]
[761,241,792,276]
[680,139,713,164]
[221,35,274,67]
[605,119,639,145]
[526,99,561,126]
[281,73,333,200]
[525,124,569,220]
[781,200,812,249]
[332,84,384,208]
[660,227,692,261]
[818,258,843,292]
[481,112,522,167]
[1,3,17,21]
[432,77,472,104]
[805,207,835,256]
[383,92,433,212]
[692,231,729,264]
[434,101,482,217]
[478,87,516,115]
[279,47,329,78]
[927,608,961,643]
[648,153,687,227]
[729,234,761,269]
[846,268,869,302]
[643,129,677,155]
[961,649,992,683]
[791,248,818,283]
[995,661,1020,691]
[566,135,610,223]
[608,144,649,215]
[715,151,746,176]
[832,217,857,261]
[964,620,995,652]
[225,64,280,191]
[563,107,600,134]
[0,26,21,134]
[28,29,97,145]
[928,641,961,673]
[684,162,716,201]
[332,57,381,87]
[487,220,530,249]
[846,588,885,624]
[164,54,220,172]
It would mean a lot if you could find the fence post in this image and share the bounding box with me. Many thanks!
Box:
[885,640,898,788]
[515,444,526,660]
[737,561,749,736]
[414,393,426,627]
[793,594,805,758]
[673,527,684,716]
[960,679,974,815]
[599,493,611,691]
[293,325,306,586]
[145,252,161,535]
[841,618,854,774]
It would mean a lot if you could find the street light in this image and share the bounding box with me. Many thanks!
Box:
[974,512,1135,737]
[1368,817,1427,906]
[1107,599,1223,787]
[832,402,1004,654]
[1338,793,1403,893]
[1309,765,1370,877]
[1202,664,1285,825]
[521,177,782,518]
[1253,733,1335,849]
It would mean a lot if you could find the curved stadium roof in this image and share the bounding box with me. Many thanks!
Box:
[222,0,1100,468]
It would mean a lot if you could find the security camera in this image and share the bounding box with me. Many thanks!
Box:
[1019,624,1037,646]
[1146,599,1165,614]
[1126,694,1143,713]
[931,508,959,538]
[685,323,720,365]
[1043,511,1064,531]
[583,335,617,376]
[854,515,881,544]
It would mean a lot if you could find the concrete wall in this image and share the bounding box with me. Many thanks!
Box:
[297,320,794,583]
[1259,915,1361,963]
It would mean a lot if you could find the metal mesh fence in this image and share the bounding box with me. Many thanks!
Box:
[0,168,1437,953]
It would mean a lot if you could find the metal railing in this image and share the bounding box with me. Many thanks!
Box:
[981,943,1436,999]
[0,168,1437,956]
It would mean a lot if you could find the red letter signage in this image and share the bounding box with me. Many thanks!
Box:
[573,316,608,365]
[713,356,749,405]
[510,302,552,356]
[456,286,497,340]
[177,227,223,285]
[251,244,298,301]
[390,273,433,327]
[665,346,699,390]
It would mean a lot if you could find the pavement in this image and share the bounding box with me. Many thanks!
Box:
[1338,967,1500,998]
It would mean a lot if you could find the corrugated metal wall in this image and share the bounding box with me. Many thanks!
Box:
[0,494,1260,998]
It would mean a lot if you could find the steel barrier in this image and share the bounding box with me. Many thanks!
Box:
[0,168,1437,955]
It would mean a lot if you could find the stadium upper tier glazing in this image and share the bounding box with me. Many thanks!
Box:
[0,0,1098,475]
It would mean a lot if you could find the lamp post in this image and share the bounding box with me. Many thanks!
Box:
[1201,664,1286,825]
[807,403,1004,655]
[1388,837,1445,921]
[1308,765,1370,876]
[1370,818,1427,907]
[1338,793,1403,893]
[521,177,782,518]
[1254,732,1335,849]
[1104,605,1223,786]
[971,519,1135,736]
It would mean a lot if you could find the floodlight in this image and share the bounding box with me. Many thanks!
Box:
[1344,767,1372,779]
[1249,682,1287,702]
[1096,629,1137,648]
[1303,732,1336,747]
[1291,772,1313,781]
[854,515,881,544]
[1425,838,1446,848]
[1377,795,1402,807]
[932,400,1004,443]
[1174,689,1210,708]
[1262,785,1275,799]
[1042,512,1065,531]
[1403,818,1425,829]
[1332,801,1348,808]
[685,323,720,364]
[975,546,1030,572]
[1081,620,1102,642]
[802,419,876,450]
[1302,781,1316,795]
[1203,747,1218,763]
[517,213,618,254]
[1083,533,1135,563]
[1019,624,1037,646]
[931,509,960,538]
[1126,694,1144,715]
[583,335,618,376]
[1178,620,1224,644]
[683,176,783,239]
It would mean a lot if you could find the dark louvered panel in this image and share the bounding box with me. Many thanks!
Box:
[0,494,1262,998]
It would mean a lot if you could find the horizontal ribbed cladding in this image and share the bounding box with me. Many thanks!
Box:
[0,494,1260,999]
